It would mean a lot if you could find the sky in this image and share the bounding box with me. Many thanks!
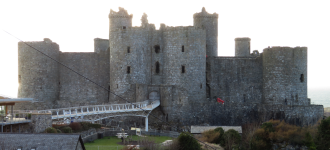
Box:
[0,0,330,98]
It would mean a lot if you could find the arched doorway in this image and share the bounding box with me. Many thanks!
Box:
[149,91,160,100]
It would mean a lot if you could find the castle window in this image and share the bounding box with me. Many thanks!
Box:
[117,84,118,88]
[182,45,184,52]
[181,65,185,73]
[200,84,202,89]
[123,26,126,29]
[156,62,160,74]
[127,47,130,53]
[154,45,160,53]
[127,66,131,74]
[300,74,304,82]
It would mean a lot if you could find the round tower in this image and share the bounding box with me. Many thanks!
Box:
[262,46,308,105]
[193,7,218,57]
[235,37,251,57]
[108,7,133,32]
[17,38,60,109]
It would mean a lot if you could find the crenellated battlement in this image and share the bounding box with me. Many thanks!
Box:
[263,46,307,52]
[193,7,218,18]
[19,38,58,45]
[108,7,133,18]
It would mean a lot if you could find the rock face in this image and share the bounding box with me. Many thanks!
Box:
[17,7,323,128]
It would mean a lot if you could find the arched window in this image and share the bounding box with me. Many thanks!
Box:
[181,65,185,73]
[156,62,160,74]
[182,45,184,52]
[154,45,160,53]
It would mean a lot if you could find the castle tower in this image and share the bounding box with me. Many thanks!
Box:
[193,7,218,57]
[17,38,60,109]
[109,8,151,103]
[235,37,251,57]
[262,46,308,105]
[108,7,133,31]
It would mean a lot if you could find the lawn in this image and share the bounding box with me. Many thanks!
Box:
[84,135,173,150]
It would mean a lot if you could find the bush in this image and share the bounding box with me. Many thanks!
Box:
[80,122,90,130]
[177,132,201,150]
[304,132,316,150]
[316,116,330,150]
[56,129,62,133]
[69,122,82,131]
[62,127,72,133]
[200,129,220,143]
[223,129,241,150]
[214,127,225,145]
[88,123,101,129]
[80,122,101,130]
[45,127,57,133]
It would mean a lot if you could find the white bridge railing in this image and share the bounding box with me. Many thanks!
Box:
[34,100,160,120]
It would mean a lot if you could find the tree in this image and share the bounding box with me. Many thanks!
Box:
[177,132,201,150]
[214,127,225,145]
[304,132,316,150]
[316,117,330,150]
[223,129,241,150]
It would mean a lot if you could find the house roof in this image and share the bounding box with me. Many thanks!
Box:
[190,126,242,134]
[0,133,85,150]
[0,98,33,105]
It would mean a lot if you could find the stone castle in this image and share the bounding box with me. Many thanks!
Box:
[17,7,323,127]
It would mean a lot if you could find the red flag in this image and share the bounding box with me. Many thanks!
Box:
[217,98,224,104]
[206,55,208,58]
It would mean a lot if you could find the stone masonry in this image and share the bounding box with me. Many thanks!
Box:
[16,7,323,128]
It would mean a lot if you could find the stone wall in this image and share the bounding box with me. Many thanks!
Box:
[207,56,263,104]
[58,50,109,107]
[30,113,52,133]
[94,38,109,53]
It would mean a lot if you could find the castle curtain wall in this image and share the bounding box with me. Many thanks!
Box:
[208,56,263,104]
[58,51,109,107]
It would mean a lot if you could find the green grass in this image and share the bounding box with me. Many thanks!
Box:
[84,135,173,150]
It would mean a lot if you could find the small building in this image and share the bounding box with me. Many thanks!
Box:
[0,133,85,150]
[191,126,242,134]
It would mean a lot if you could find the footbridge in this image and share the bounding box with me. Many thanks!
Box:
[11,100,160,132]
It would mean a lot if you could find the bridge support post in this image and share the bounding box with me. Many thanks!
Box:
[145,117,148,132]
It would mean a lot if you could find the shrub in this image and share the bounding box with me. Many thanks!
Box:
[304,132,316,150]
[79,122,101,130]
[214,127,225,145]
[80,122,90,130]
[62,127,72,133]
[223,129,241,150]
[56,129,62,133]
[88,123,102,129]
[177,132,201,150]
[316,116,330,150]
[45,127,57,133]
[69,122,82,131]
[200,129,220,143]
